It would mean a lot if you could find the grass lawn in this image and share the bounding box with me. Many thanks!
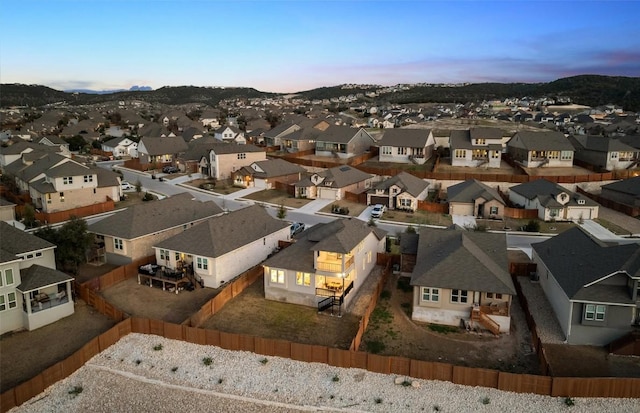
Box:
[242,189,314,208]
[594,218,633,236]
[476,218,575,233]
[382,209,453,228]
[114,192,159,210]
[184,179,244,195]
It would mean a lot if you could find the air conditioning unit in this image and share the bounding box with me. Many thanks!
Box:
[529,271,539,282]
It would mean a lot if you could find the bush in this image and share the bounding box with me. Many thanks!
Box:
[142,192,154,202]
[397,277,412,292]
[365,340,386,354]
[523,219,540,232]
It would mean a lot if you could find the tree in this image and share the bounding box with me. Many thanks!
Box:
[277,204,287,220]
[135,180,142,193]
[35,216,93,274]
[64,135,88,151]
[22,204,36,229]
[265,111,281,128]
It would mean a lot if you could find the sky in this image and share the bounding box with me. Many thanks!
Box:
[1,0,639,93]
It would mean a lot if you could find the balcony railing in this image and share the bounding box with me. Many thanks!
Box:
[25,293,70,314]
[316,256,354,273]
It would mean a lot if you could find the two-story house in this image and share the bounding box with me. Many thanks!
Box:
[568,135,639,171]
[264,218,387,313]
[233,158,306,189]
[507,131,575,168]
[153,205,290,288]
[214,126,246,145]
[509,179,599,221]
[377,129,435,164]
[200,143,266,180]
[0,141,64,171]
[450,128,509,168]
[532,227,640,345]
[101,137,138,158]
[366,172,429,211]
[315,126,375,159]
[0,222,74,334]
[294,165,372,200]
[137,136,188,166]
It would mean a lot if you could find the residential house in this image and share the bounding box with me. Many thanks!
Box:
[176,136,218,174]
[600,176,640,208]
[532,227,640,345]
[0,141,64,170]
[509,179,598,221]
[315,126,375,159]
[366,172,429,211]
[295,165,373,200]
[88,192,223,265]
[264,218,387,312]
[569,135,639,171]
[507,131,575,168]
[37,136,71,156]
[0,198,16,223]
[263,123,301,147]
[0,221,74,334]
[137,136,188,166]
[101,137,138,158]
[281,128,321,153]
[153,205,290,288]
[377,129,435,164]
[409,228,515,334]
[432,129,451,149]
[214,126,246,145]
[450,128,508,168]
[200,143,266,180]
[447,179,506,219]
[233,159,305,189]
[4,152,120,214]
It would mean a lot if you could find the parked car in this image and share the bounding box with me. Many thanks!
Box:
[371,204,386,218]
[121,181,134,191]
[290,222,306,236]
[163,165,179,174]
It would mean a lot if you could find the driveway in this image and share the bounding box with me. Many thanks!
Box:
[580,219,621,241]
[598,206,640,236]
[452,215,476,229]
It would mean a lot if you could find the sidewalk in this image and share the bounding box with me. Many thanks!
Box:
[579,219,621,241]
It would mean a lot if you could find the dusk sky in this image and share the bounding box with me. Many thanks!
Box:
[2,0,639,93]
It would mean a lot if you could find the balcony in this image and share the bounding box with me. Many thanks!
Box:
[26,292,70,314]
[316,256,354,273]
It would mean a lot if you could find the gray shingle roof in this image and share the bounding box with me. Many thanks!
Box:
[601,176,640,197]
[139,136,188,155]
[263,123,298,139]
[508,131,575,151]
[377,129,432,147]
[509,179,598,207]
[571,135,638,153]
[449,129,472,149]
[264,218,386,271]
[469,127,507,140]
[316,126,368,144]
[532,227,640,300]
[46,160,89,178]
[88,192,223,239]
[306,165,372,189]
[370,172,429,197]
[210,142,264,155]
[5,153,68,183]
[154,205,289,258]
[447,179,505,205]
[17,264,74,292]
[0,221,55,262]
[410,229,515,295]
[246,159,305,179]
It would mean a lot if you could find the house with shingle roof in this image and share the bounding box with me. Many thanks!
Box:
[447,179,506,219]
[377,129,435,164]
[600,176,640,208]
[409,228,515,333]
[568,135,639,171]
[264,218,386,312]
[263,123,301,147]
[137,136,188,165]
[0,141,64,170]
[507,131,575,168]
[200,142,266,180]
[451,128,509,168]
[88,192,223,265]
[509,179,598,221]
[101,137,138,158]
[0,221,74,334]
[294,165,372,200]
[366,172,429,212]
[315,126,375,159]
[153,205,290,288]
[214,125,246,145]
[233,159,305,189]
[532,227,640,345]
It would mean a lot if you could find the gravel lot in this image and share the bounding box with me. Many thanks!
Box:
[9,333,639,413]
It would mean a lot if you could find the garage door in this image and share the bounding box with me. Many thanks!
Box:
[369,195,388,206]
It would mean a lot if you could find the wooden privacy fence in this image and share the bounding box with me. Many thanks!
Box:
[5,316,640,412]
[33,198,116,224]
[503,207,539,219]
[417,200,448,213]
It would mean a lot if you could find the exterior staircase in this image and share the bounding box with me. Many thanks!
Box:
[470,306,501,336]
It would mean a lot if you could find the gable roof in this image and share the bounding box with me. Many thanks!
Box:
[532,227,640,301]
[410,229,515,295]
[17,264,74,292]
[88,192,223,239]
[370,172,429,197]
[0,221,55,263]
[601,176,640,197]
[315,126,370,144]
[263,123,299,139]
[4,153,69,183]
[377,129,432,147]
[263,218,386,272]
[154,205,289,258]
[138,136,188,155]
[102,137,133,148]
[209,142,264,155]
[469,127,507,140]
[508,131,574,151]
[571,135,638,153]
[246,159,305,179]
[307,165,372,188]
[509,179,598,207]
[447,179,505,205]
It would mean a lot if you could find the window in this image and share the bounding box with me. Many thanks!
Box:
[295,272,311,286]
[160,249,169,261]
[560,151,572,160]
[36,252,42,257]
[422,287,439,302]
[491,150,500,159]
[84,175,93,183]
[197,257,208,270]
[63,176,73,185]
[270,269,285,284]
[486,292,493,298]
[399,198,412,208]
[495,293,503,299]
[454,149,466,159]
[397,147,407,155]
[451,289,468,303]
[381,146,392,155]
[475,139,486,145]
[59,192,65,202]
[46,194,52,204]
[7,292,16,309]
[548,151,559,159]
[237,153,246,159]
[585,304,606,321]
[0,295,5,311]
[367,251,372,263]
[175,252,180,261]
[489,206,499,215]
[4,269,14,285]
[114,238,123,251]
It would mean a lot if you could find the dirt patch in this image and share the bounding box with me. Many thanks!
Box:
[359,274,540,373]
[242,189,314,209]
[436,159,519,175]
[0,300,116,392]
[475,218,575,234]
[99,278,220,324]
[382,210,453,228]
[74,262,121,284]
[523,166,593,176]
[200,280,360,349]
[183,178,244,195]
[319,200,368,217]
[544,344,640,378]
